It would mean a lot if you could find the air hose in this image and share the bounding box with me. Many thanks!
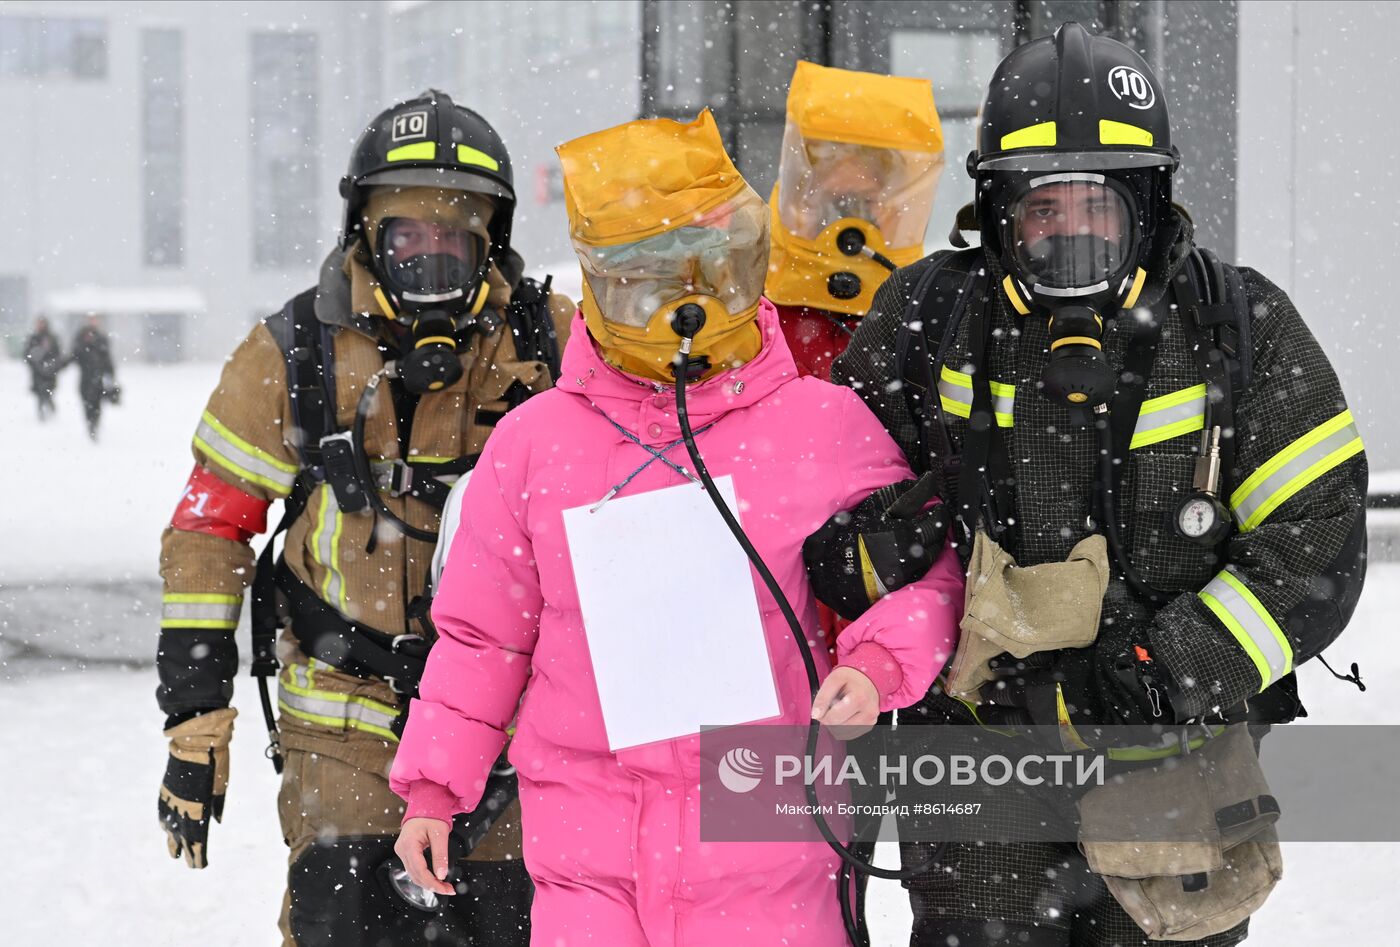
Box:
[668,307,938,944]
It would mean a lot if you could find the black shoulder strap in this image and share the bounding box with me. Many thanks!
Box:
[1189,246,1252,392]
[895,248,989,544]
[249,288,327,734]
[264,287,336,470]
[504,274,563,383]
[1177,248,1240,488]
[957,281,1018,549]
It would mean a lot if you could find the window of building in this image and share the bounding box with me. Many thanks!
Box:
[250,31,319,269]
[144,311,184,364]
[142,29,183,267]
[889,29,1005,250]
[0,15,107,79]
[0,275,30,358]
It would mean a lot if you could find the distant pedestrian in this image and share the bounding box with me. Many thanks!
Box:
[23,316,63,421]
[69,315,117,440]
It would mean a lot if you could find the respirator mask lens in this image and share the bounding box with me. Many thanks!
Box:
[1008,179,1132,291]
[380,216,483,303]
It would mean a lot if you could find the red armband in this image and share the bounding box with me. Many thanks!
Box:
[170,465,272,543]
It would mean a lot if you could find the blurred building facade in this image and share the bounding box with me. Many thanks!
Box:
[0,1,384,361]
[0,0,639,363]
[1,0,1395,465]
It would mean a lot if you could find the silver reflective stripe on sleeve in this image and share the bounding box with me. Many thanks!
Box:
[938,365,1015,427]
[1198,569,1293,691]
[1230,409,1364,532]
[193,411,298,496]
[160,593,242,629]
[1130,384,1206,449]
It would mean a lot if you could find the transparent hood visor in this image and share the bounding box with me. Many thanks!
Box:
[574,189,770,328]
[776,121,942,248]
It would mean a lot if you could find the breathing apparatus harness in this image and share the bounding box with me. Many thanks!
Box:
[895,242,1251,603]
[665,299,933,947]
[246,277,562,764]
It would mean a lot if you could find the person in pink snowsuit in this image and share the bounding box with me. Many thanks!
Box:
[390,110,963,946]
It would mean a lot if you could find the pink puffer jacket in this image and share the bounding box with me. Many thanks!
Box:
[391,301,963,946]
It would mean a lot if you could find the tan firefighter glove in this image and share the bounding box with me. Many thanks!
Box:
[158,707,236,869]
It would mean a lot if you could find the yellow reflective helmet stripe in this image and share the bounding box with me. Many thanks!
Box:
[387,141,435,162]
[1230,409,1364,532]
[457,144,500,171]
[194,411,298,497]
[1130,384,1207,450]
[1000,121,1057,150]
[938,364,1014,427]
[1099,119,1154,147]
[1199,569,1293,691]
[161,592,242,629]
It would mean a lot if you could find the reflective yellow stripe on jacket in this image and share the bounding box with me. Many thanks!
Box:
[938,365,1015,427]
[1199,568,1293,691]
[193,410,298,497]
[1230,409,1364,532]
[311,486,348,611]
[160,592,242,630]
[1130,384,1206,449]
[278,662,400,742]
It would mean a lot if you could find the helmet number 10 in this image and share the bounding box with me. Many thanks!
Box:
[1108,66,1154,109]
[392,110,428,142]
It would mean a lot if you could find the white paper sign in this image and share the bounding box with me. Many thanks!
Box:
[562,475,781,751]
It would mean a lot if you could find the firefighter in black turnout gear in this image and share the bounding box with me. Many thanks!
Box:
[814,23,1367,947]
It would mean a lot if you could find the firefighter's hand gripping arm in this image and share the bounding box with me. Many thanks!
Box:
[809,390,966,719]
[159,707,237,869]
[802,473,950,621]
[1142,273,1367,721]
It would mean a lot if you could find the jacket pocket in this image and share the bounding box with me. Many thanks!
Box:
[1122,447,1222,593]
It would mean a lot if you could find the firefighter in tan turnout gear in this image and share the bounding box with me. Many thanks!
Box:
[155,90,571,945]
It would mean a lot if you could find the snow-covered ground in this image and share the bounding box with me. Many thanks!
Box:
[1,357,1396,944]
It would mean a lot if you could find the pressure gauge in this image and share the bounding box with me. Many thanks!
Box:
[1174,492,1231,545]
